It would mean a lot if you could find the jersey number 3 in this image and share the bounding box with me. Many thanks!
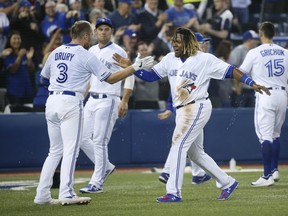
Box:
[56,63,68,83]
[265,59,284,77]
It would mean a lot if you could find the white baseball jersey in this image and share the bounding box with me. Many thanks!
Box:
[88,42,128,96]
[152,51,231,108]
[240,43,288,87]
[240,43,288,143]
[41,44,111,95]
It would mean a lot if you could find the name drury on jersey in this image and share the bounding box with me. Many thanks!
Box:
[55,52,75,61]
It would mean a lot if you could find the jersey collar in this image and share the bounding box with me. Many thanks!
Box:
[99,41,113,49]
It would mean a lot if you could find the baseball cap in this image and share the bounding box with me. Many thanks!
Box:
[96,17,113,28]
[19,0,32,8]
[195,32,211,43]
[242,30,258,41]
[118,0,132,4]
[123,28,137,38]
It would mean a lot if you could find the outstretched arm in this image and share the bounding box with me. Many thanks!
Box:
[227,66,271,95]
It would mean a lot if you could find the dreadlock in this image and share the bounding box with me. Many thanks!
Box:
[172,27,201,56]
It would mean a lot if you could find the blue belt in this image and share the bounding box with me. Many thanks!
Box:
[267,86,285,90]
[49,91,76,96]
[176,97,208,109]
[90,93,107,99]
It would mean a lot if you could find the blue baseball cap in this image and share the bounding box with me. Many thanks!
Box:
[242,30,258,41]
[118,0,132,4]
[19,0,32,7]
[195,32,211,43]
[123,28,137,38]
[96,17,113,28]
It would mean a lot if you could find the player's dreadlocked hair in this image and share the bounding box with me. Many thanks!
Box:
[172,27,201,56]
[71,20,92,39]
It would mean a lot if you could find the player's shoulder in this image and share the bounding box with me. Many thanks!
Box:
[89,44,99,52]
[165,52,176,59]
[110,43,127,56]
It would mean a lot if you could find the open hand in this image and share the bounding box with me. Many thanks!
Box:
[252,84,271,95]
[132,53,155,71]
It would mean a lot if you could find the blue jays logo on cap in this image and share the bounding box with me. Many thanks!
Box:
[96,18,113,28]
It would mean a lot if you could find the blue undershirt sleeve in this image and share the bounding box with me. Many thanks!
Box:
[224,65,235,79]
[134,69,161,82]
[225,65,255,86]
[166,93,174,112]
[40,76,50,88]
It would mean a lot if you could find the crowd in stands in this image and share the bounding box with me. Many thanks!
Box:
[0,0,288,112]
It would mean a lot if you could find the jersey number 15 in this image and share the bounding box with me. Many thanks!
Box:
[265,59,284,77]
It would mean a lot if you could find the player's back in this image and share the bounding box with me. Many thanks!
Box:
[242,43,288,88]
[42,44,107,95]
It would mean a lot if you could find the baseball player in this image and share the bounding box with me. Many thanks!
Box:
[239,21,288,187]
[158,33,211,185]
[114,27,270,202]
[34,20,153,205]
[79,18,134,193]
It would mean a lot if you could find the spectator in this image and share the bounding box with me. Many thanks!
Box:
[41,1,71,44]
[80,0,94,16]
[55,3,69,13]
[137,0,167,44]
[120,28,138,60]
[165,0,199,29]
[231,0,251,30]
[10,0,44,65]
[108,0,139,32]
[229,30,258,107]
[151,23,174,62]
[214,39,233,107]
[0,12,9,54]
[131,0,143,15]
[69,0,87,21]
[0,0,19,18]
[33,28,63,112]
[2,30,35,105]
[197,0,233,53]
[92,0,111,17]
[133,41,160,109]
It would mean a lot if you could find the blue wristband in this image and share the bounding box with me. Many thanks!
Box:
[240,74,255,86]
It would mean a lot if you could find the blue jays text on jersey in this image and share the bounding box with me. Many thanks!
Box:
[55,52,75,61]
[260,49,285,57]
[169,69,197,81]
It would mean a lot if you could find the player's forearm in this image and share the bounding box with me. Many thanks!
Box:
[121,88,133,103]
[105,66,135,84]
[233,68,255,86]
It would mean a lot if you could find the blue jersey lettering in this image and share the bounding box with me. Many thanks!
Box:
[55,52,75,61]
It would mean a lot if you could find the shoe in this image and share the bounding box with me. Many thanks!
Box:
[80,184,103,193]
[156,194,182,203]
[192,174,212,184]
[103,163,116,182]
[34,198,60,205]
[217,181,239,200]
[159,172,169,184]
[272,170,280,182]
[251,176,274,187]
[60,196,91,206]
